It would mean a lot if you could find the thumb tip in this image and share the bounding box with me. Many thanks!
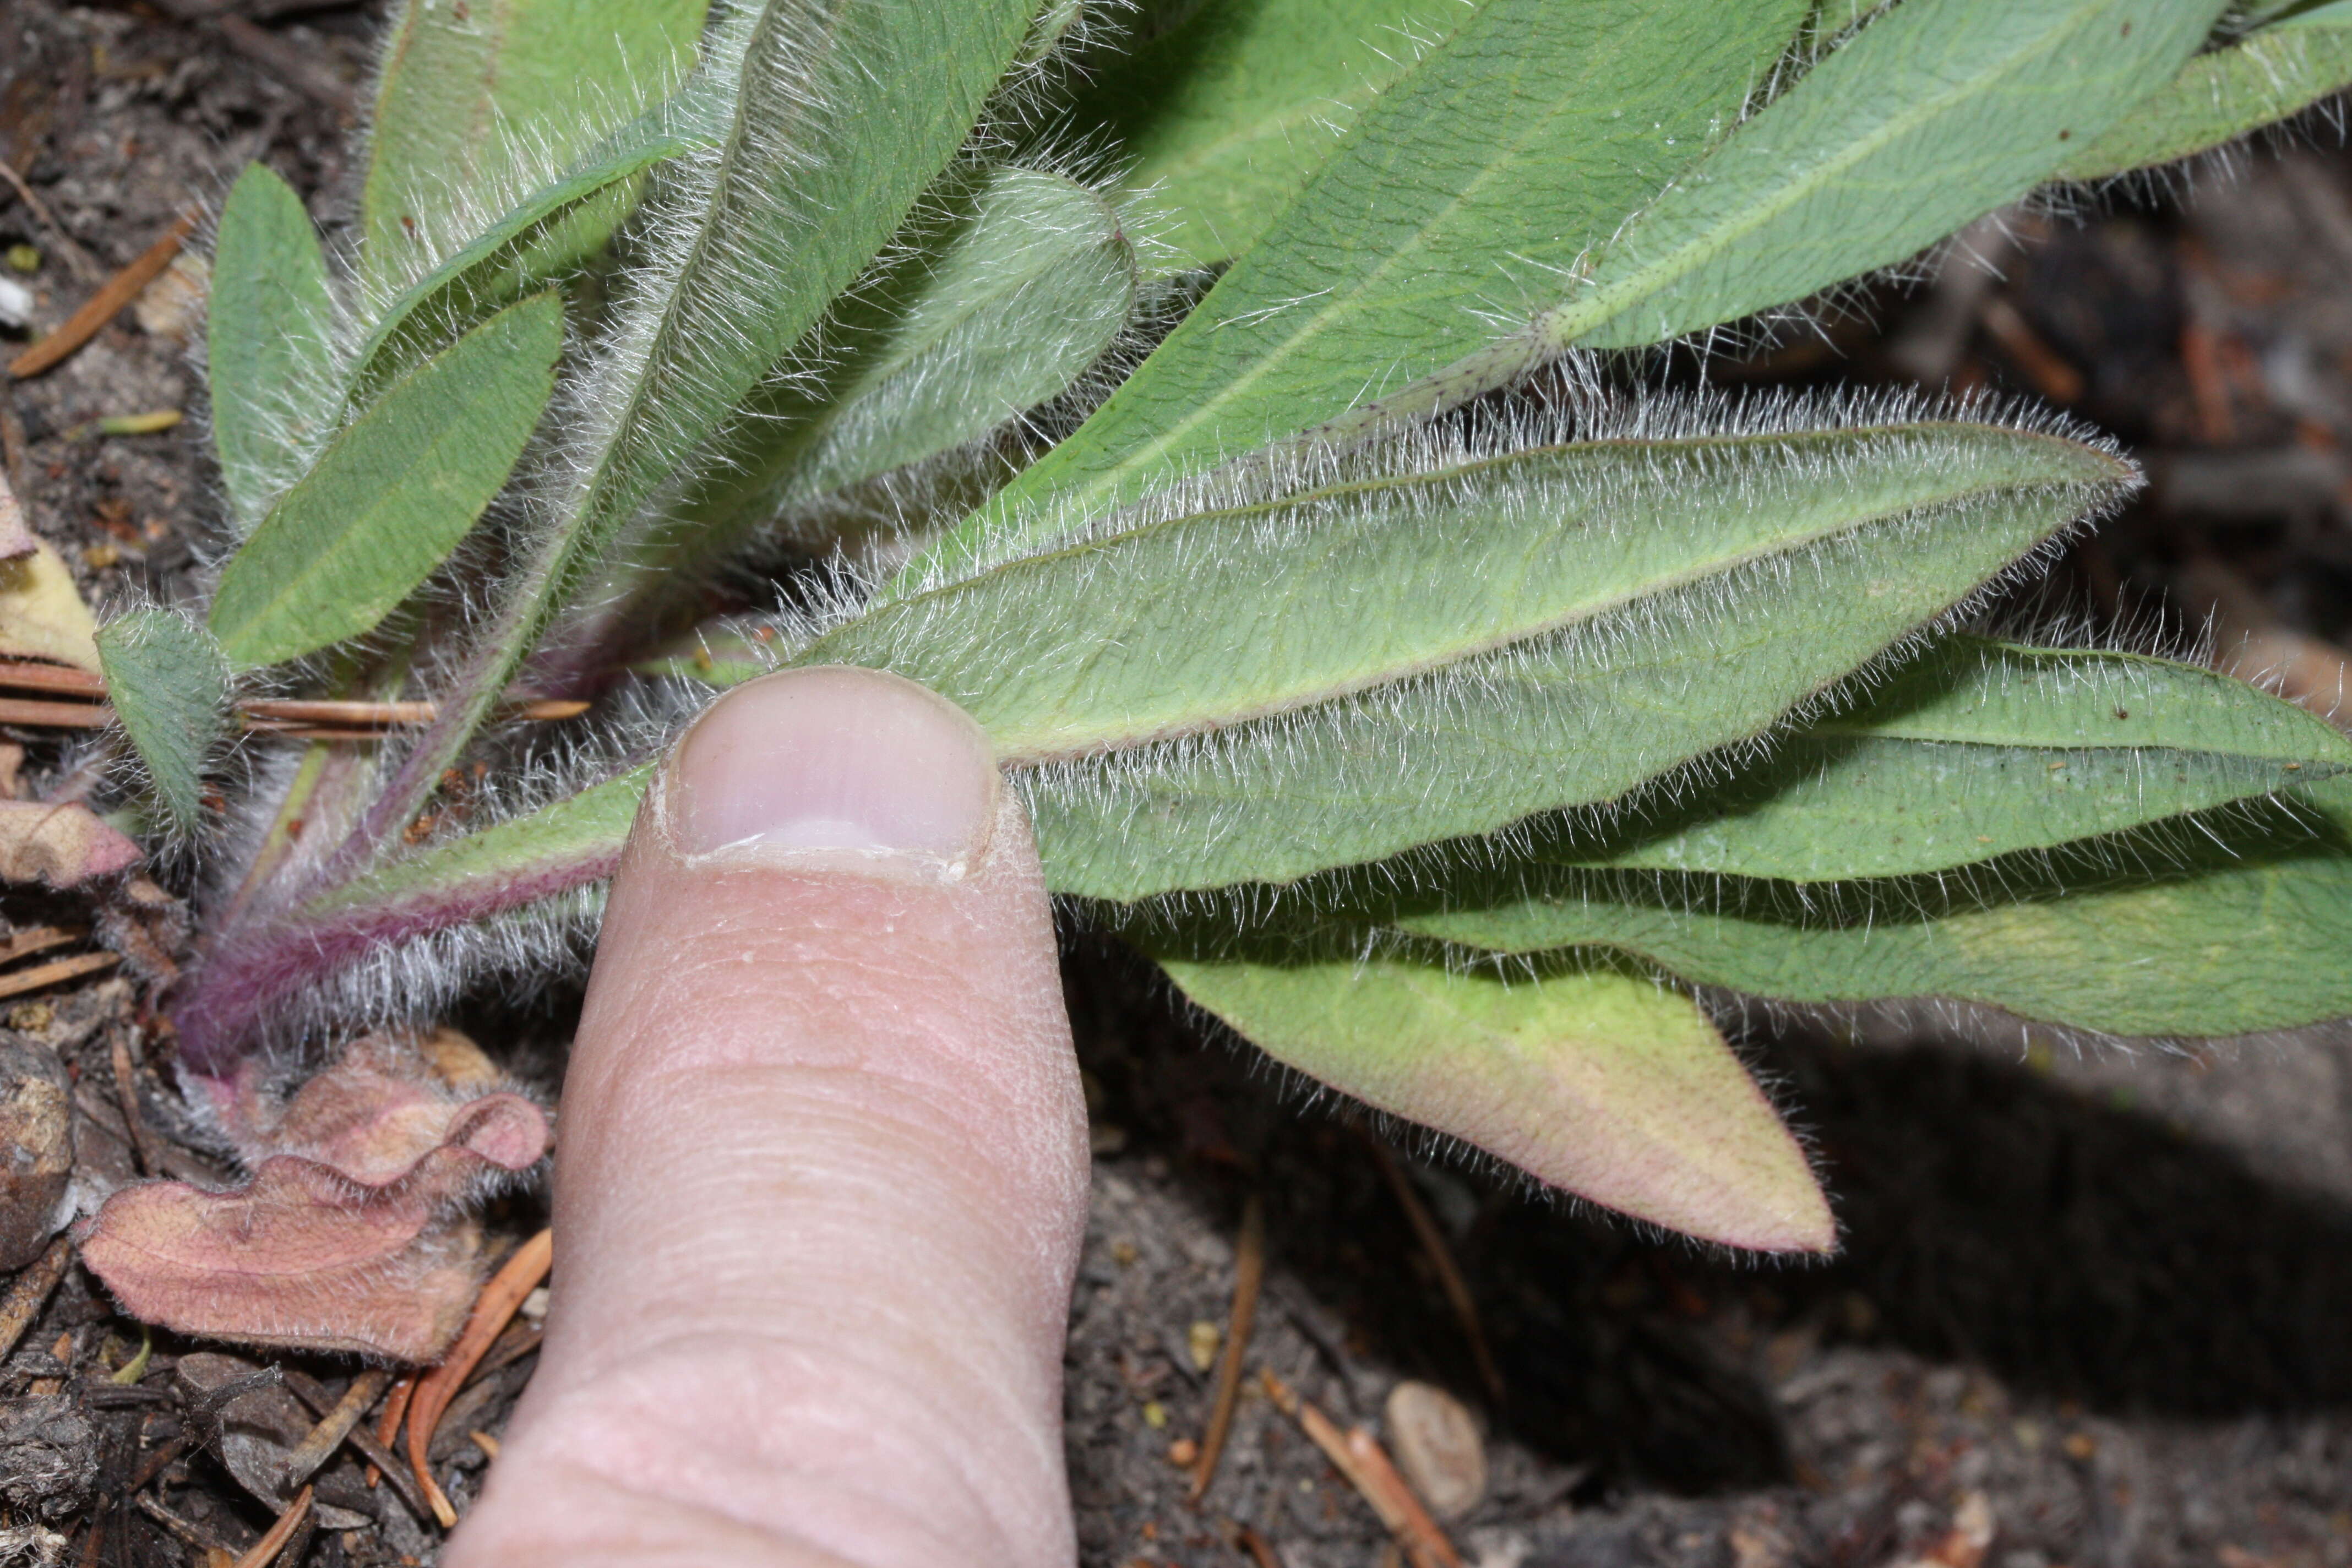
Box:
[665,666,999,878]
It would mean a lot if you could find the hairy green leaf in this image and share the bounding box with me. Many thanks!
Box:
[1559,0,2229,351]
[691,166,1139,533]
[1077,0,1476,268]
[1568,639,2352,881]
[361,0,708,293]
[348,114,706,399]
[208,165,336,535]
[1157,946,1832,1251]
[96,611,232,836]
[1402,783,2352,1038]
[365,0,1043,847]
[2058,3,2352,179]
[300,763,651,930]
[819,412,2128,897]
[912,0,1807,579]
[209,294,565,667]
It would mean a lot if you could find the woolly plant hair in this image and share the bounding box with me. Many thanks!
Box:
[83,0,2352,1273]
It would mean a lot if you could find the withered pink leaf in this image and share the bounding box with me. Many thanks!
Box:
[205,1032,546,1186]
[81,1157,491,1360]
[81,1031,549,1362]
[0,800,140,888]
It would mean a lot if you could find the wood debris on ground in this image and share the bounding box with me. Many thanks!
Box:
[1258,1368,1462,1568]
[1188,1194,1263,1502]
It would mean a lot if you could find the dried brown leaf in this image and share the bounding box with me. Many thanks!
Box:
[0,542,100,671]
[0,799,140,888]
[80,1033,548,1361]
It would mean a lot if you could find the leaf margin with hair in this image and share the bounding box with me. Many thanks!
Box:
[208,163,338,535]
[352,0,1046,863]
[2056,2,2352,181]
[830,415,2133,898]
[1567,638,2352,881]
[906,0,1810,581]
[1074,0,1478,269]
[1155,944,1833,1252]
[822,422,2125,763]
[208,292,566,668]
[299,763,650,934]
[359,0,709,295]
[96,609,233,837]
[345,115,709,401]
[1400,782,2352,1039]
[677,164,1140,549]
[1558,0,2231,352]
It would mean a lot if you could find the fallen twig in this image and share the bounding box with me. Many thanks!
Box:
[1259,1368,1461,1568]
[136,0,357,111]
[368,1373,416,1488]
[133,1494,242,1558]
[1233,1525,1282,1568]
[1191,1195,1265,1502]
[0,662,102,696]
[229,1484,311,1568]
[279,1368,390,1491]
[110,1030,164,1178]
[470,1317,545,1381]
[9,213,198,380]
[124,1431,192,1493]
[0,926,79,962]
[213,15,358,112]
[0,662,593,735]
[1362,1137,1505,1409]
[0,1238,72,1360]
[407,1228,553,1526]
[0,697,110,728]
[0,952,119,1001]
[283,1367,431,1521]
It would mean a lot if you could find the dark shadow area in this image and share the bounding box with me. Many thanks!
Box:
[1063,934,2352,1501]
[1763,1030,2352,1415]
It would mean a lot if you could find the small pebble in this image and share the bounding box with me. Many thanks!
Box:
[0,275,30,330]
[1384,1380,1486,1520]
[1166,1438,1197,1467]
[1186,1319,1219,1371]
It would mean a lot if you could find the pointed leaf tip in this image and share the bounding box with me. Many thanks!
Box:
[1158,950,1833,1254]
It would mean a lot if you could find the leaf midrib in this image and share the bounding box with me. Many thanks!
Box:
[1544,0,2114,348]
[215,337,523,662]
[862,427,2108,761]
[1038,17,1670,524]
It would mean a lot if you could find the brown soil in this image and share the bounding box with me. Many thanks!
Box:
[6,6,2352,1566]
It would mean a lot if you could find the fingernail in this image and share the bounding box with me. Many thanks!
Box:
[665,667,998,873]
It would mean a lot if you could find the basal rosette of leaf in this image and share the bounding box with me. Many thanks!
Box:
[69,0,2352,1353]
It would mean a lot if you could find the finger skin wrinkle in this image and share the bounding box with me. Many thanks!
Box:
[450,1451,899,1567]
[481,1332,1050,1568]
[458,787,1088,1567]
